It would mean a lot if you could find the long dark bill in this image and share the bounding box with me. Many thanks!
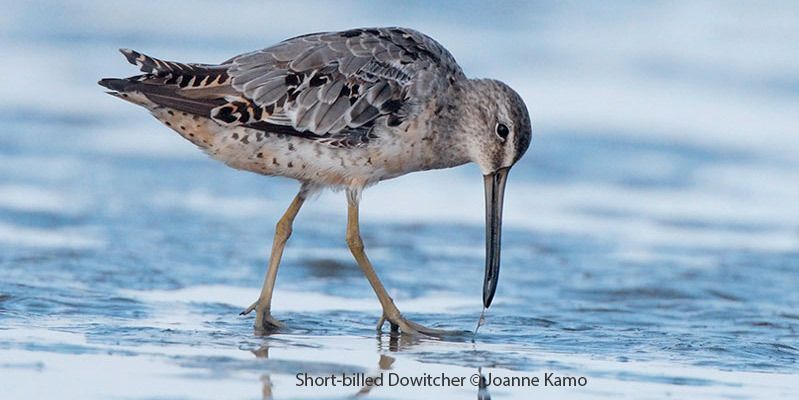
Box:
[482,167,509,308]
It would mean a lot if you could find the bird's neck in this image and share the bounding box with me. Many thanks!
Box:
[424,79,487,168]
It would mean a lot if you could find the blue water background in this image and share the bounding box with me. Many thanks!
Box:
[0,1,797,399]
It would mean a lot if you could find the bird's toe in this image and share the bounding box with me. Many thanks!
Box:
[255,312,285,333]
[380,313,451,337]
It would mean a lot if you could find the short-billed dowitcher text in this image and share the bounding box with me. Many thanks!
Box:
[99,27,532,335]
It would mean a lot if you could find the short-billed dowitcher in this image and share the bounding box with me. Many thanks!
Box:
[99,27,532,335]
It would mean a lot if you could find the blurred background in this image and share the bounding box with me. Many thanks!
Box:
[1,1,797,399]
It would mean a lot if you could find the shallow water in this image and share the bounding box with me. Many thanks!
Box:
[1,1,798,399]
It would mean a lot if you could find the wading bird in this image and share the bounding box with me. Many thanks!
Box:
[99,27,532,335]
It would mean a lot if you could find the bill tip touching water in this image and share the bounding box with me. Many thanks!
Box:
[99,26,532,335]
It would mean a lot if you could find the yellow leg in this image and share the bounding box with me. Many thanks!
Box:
[345,189,447,336]
[242,186,307,331]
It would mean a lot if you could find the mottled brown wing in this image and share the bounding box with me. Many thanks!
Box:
[219,27,465,147]
[105,28,464,148]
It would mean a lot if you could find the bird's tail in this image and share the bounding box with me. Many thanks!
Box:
[107,48,228,82]
[97,76,161,109]
[98,49,231,114]
[117,48,196,76]
[99,49,240,151]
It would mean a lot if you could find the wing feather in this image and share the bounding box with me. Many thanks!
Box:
[318,79,345,103]
[223,27,464,145]
[108,27,465,148]
[316,95,350,133]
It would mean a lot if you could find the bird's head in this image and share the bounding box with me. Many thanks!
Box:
[459,79,532,309]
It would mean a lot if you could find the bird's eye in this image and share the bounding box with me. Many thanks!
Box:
[495,123,510,141]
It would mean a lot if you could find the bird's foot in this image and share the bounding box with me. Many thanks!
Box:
[241,300,284,332]
[256,312,285,332]
[378,311,450,337]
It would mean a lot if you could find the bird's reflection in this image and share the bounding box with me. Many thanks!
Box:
[355,354,396,397]
[251,344,273,400]
[249,336,404,399]
[376,331,424,352]
[477,367,491,400]
[260,374,274,400]
[247,331,487,399]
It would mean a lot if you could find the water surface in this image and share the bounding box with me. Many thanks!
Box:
[1,1,797,399]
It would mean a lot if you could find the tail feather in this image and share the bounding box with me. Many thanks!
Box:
[98,77,138,92]
[139,91,225,115]
[98,75,225,115]
[98,78,125,91]
[117,49,230,88]
[120,48,191,76]
[98,48,234,115]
